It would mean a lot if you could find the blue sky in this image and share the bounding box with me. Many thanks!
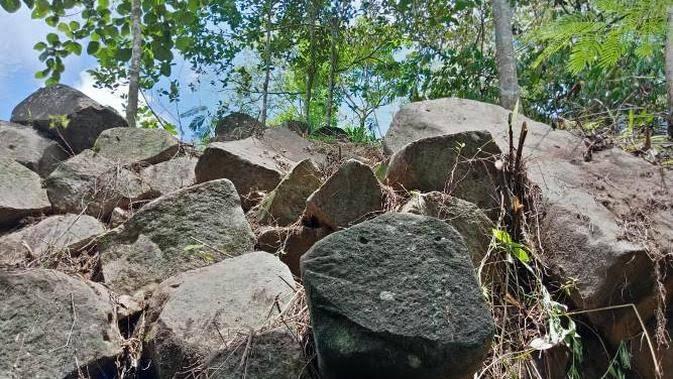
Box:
[0,8,399,140]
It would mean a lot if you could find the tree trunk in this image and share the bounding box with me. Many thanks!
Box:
[126,0,142,128]
[325,14,338,128]
[666,6,673,139]
[492,0,519,110]
[260,0,273,126]
[304,0,318,125]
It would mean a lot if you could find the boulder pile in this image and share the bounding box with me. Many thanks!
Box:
[0,86,669,379]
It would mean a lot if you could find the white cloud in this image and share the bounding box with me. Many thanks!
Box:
[74,71,128,115]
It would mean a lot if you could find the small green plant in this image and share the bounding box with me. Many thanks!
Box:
[343,126,376,144]
[48,114,70,129]
[492,228,530,264]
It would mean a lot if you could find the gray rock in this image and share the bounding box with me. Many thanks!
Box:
[100,179,255,296]
[305,159,383,230]
[139,156,198,196]
[0,120,67,177]
[0,214,105,267]
[400,191,493,265]
[0,157,50,226]
[93,127,179,165]
[256,225,331,276]
[44,149,151,218]
[385,131,501,215]
[383,98,673,355]
[301,212,494,379]
[0,269,122,378]
[144,251,296,378]
[256,159,322,226]
[196,127,322,198]
[202,328,307,379]
[214,112,264,141]
[10,84,127,153]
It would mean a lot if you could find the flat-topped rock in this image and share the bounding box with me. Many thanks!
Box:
[93,127,179,165]
[195,127,322,198]
[11,84,127,153]
[0,269,122,378]
[304,159,383,230]
[100,179,255,296]
[0,120,67,177]
[44,149,151,218]
[385,131,502,215]
[144,252,296,378]
[140,156,198,196]
[0,157,50,226]
[0,214,105,267]
[301,212,494,379]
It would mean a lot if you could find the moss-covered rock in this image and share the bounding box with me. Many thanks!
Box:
[100,179,254,296]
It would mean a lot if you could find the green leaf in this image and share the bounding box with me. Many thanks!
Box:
[116,48,132,61]
[57,22,70,34]
[22,0,33,8]
[34,69,49,79]
[0,0,21,13]
[175,36,191,51]
[86,41,100,54]
[64,41,82,55]
[46,33,59,45]
[68,21,80,30]
[45,15,59,26]
[33,41,47,51]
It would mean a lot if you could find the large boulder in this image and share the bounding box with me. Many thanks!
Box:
[140,156,198,196]
[384,98,673,368]
[44,149,151,218]
[400,191,493,265]
[195,127,323,198]
[0,214,105,267]
[10,84,127,153]
[93,127,179,165]
[385,131,502,215]
[0,157,50,227]
[301,212,494,379]
[256,159,322,226]
[214,112,264,141]
[144,251,297,378]
[100,179,255,296]
[0,269,122,378]
[0,120,67,177]
[304,159,383,230]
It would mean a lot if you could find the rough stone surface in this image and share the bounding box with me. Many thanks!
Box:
[400,191,493,265]
[305,159,383,230]
[93,127,179,165]
[44,149,151,218]
[256,159,322,226]
[0,214,105,267]
[0,157,50,226]
[0,120,67,177]
[100,179,255,296]
[196,127,323,197]
[256,225,331,276]
[384,98,673,357]
[202,328,307,379]
[0,269,122,378]
[140,156,198,196]
[144,252,296,378]
[301,212,494,379]
[385,131,501,215]
[214,112,264,141]
[10,84,127,153]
